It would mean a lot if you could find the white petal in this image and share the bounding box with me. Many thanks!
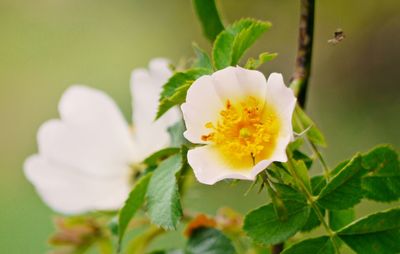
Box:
[265,73,296,121]
[148,58,173,82]
[130,58,172,125]
[130,58,180,159]
[182,67,269,144]
[260,72,296,170]
[188,146,254,185]
[265,73,297,139]
[40,86,136,176]
[24,155,130,214]
[250,139,289,178]
[188,145,288,185]
[212,66,267,103]
[235,66,268,101]
[211,66,242,101]
[181,75,223,144]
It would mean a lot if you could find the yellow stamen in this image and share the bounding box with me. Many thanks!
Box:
[203,96,280,169]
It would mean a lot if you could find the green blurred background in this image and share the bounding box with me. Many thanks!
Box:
[1,0,399,253]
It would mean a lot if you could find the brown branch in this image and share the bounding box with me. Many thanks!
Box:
[290,0,316,108]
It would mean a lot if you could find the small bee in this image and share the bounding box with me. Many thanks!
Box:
[328,28,345,45]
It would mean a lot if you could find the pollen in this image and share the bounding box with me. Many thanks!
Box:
[202,96,280,168]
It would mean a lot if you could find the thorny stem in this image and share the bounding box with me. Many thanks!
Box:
[290,0,316,108]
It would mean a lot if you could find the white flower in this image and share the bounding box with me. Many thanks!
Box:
[24,59,179,214]
[181,66,296,185]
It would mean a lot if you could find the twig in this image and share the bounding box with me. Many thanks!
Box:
[290,0,316,108]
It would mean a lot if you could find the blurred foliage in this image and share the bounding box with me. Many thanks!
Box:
[0,0,399,253]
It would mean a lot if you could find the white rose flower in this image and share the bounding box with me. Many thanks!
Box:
[181,66,296,185]
[24,59,179,214]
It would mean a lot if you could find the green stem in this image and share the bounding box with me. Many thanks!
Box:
[293,111,330,180]
[309,141,330,179]
[260,171,288,219]
[286,152,340,253]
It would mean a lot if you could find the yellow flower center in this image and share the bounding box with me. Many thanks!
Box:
[202,96,280,169]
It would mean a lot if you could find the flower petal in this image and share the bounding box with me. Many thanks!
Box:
[266,73,296,123]
[182,67,269,144]
[181,75,223,144]
[188,145,287,185]
[40,85,136,176]
[24,155,130,214]
[187,146,255,185]
[212,66,267,104]
[265,72,297,139]
[258,72,296,169]
[130,58,180,159]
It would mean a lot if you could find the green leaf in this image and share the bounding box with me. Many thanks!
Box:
[143,148,181,167]
[281,236,335,254]
[267,183,305,221]
[118,173,153,245]
[292,150,313,169]
[212,31,234,69]
[317,155,366,210]
[212,18,271,69]
[185,228,236,254]
[267,163,294,186]
[167,121,190,147]
[146,154,184,230]
[108,216,118,236]
[301,205,325,232]
[293,106,326,147]
[301,176,327,232]
[156,68,211,119]
[361,145,400,202]
[192,43,213,71]
[329,208,355,231]
[288,137,304,152]
[291,159,311,192]
[244,52,278,70]
[192,0,224,42]
[230,19,271,65]
[243,201,310,245]
[273,183,306,203]
[338,208,400,254]
[310,175,327,195]
[330,160,350,177]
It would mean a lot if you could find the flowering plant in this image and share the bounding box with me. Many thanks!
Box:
[24,0,400,253]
